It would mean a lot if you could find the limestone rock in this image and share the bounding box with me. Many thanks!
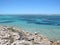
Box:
[11,40,33,45]
[0,26,59,45]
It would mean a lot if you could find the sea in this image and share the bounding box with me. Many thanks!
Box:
[0,15,60,41]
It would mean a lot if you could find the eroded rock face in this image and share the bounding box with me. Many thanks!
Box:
[11,40,33,45]
[50,41,60,45]
[11,32,20,41]
[0,26,59,45]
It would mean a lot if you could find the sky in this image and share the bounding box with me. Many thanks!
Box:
[0,0,60,14]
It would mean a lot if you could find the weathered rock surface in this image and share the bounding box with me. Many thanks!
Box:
[0,26,60,45]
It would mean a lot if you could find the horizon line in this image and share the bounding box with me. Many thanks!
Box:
[0,14,60,15]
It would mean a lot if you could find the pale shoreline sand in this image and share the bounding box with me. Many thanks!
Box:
[0,26,60,45]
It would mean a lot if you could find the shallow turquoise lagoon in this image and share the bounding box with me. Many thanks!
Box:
[0,15,60,41]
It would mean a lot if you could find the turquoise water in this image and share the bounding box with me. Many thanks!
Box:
[0,15,60,41]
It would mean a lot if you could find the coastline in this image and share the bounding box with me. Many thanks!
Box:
[0,24,60,41]
[0,26,60,45]
[0,15,60,41]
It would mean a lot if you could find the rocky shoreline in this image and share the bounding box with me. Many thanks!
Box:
[0,26,60,45]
